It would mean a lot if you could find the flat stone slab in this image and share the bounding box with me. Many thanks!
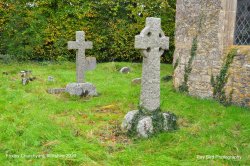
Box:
[65,82,98,97]
[47,88,66,94]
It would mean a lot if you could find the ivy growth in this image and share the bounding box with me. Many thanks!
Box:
[174,58,179,70]
[151,109,165,134]
[211,49,237,106]
[161,75,173,82]
[179,36,198,92]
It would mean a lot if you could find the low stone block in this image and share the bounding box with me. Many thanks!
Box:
[65,83,98,97]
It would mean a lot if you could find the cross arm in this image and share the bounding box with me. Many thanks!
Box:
[159,36,170,50]
[85,41,93,49]
[135,27,151,50]
[135,36,148,49]
[68,41,78,50]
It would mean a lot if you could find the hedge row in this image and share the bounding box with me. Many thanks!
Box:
[0,0,176,63]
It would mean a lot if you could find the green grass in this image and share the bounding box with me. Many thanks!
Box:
[0,62,249,165]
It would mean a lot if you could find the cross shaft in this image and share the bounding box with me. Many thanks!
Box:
[68,31,93,83]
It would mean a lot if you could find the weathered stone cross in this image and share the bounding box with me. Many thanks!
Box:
[68,31,93,83]
[121,18,176,138]
[135,17,169,112]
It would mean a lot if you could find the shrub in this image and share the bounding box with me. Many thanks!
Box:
[0,0,176,63]
[85,0,176,63]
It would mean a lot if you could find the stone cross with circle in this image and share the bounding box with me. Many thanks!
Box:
[135,17,169,112]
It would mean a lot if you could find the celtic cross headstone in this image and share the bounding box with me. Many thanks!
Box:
[121,17,177,138]
[135,17,169,112]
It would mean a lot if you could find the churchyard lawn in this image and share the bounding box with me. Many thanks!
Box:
[0,62,249,165]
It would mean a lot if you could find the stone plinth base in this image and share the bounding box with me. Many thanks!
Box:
[121,110,177,138]
[65,83,98,97]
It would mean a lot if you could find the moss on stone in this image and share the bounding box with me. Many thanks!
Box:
[127,106,177,137]
[127,110,142,137]
[151,110,165,134]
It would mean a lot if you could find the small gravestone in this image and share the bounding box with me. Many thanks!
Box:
[20,70,36,85]
[120,67,130,74]
[85,57,97,71]
[131,78,141,85]
[66,31,97,97]
[121,17,177,138]
[48,76,54,82]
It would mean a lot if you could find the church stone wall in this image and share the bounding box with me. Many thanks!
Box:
[225,48,250,106]
[173,0,250,107]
